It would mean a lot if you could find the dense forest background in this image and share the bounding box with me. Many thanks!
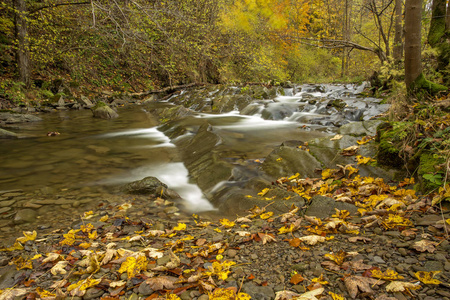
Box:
[0,0,449,103]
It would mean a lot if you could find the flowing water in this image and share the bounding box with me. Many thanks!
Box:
[0,83,388,238]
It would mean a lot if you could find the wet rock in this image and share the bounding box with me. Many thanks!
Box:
[339,120,383,136]
[83,287,105,299]
[124,177,168,195]
[305,195,358,218]
[138,282,154,296]
[262,146,322,179]
[0,112,42,124]
[77,96,94,108]
[13,208,38,224]
[92,105,119,119]
[0,128,18,139]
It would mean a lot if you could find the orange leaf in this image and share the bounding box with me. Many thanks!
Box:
[289,238,301,247]
[290,273,305,284]
[248,274,255,280]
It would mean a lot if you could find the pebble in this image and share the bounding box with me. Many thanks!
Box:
[397,248,408,256]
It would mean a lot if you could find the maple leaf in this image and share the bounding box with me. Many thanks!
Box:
[324,250,346,265]
[173,223,187,231]
[274,288,324,300]
[209,288,236,300]
[311,274,328,285]
[67,278,101,296]
[355,155,373,165]
[385,281,421,292]
[167,294,181,300]
[290,273,305,284]
[0,288,28,300]
[415,271,441,284]
[145,276,178,291]
[321,169,335,180]
[11,256,33,270]
[279,205,300,222]
[0,240,24,252]
[348,236,372,243]
[258,233,276,244]
[278,224,296,234]
[260,211,274,219]
[328,291,345,300]
[357,136,374,145]
[304,215,322,226]
[371,269,404,280]
[235,217,252,223]
[298,235,325,245]
[220,218,235,228]
[50,261,69,275]
[341,145,359,156]
[16,231,37,243]
[36,287,56,298]
[344,275,383,299]
[413,240,437,253]
[60,229,80,246]
[236,292,252,300]
[118,255,147,278]
[258,188,270,196]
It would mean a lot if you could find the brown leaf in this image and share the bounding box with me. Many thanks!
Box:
[344,275,383,299]
[196,239,207,246]
[321,261,341,272]
[145,276,178,291]
[413,240,437,253]
[342,259,372,271]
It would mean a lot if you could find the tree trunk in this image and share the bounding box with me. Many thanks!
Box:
[393,0,403,62]
[427,0,447,47]
[404,0,422,88]
[13,0,31,88]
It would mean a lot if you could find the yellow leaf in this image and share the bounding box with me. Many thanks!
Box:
[288,173,300,180]
[118,255,148,278]
[356,155,373,165]
[67,278,101,292]
[16,231,37,243]
[83,211,94,219]
[99,215,109,222]
[36,287,56,298]
[216,254,224,261]
[330,134,343,141]
[312,273,328,284]
[328,291,345,300]
[11,256,33,270]
[60,229,80,246]
[260,212,273,219]
[173,223,187,231]
[214,228,222,233]
[88,230,98,240]
[322,169,334,180]
[0,241,24,252]
[324,250,346,266]
[276,157,283,162]
[446,218,450,226]
[79,242,91,249]
[80,223,94,233]
[278,224,295,234]
[220,218,235,228]
[415,271,441,284]
[371,269,404,280]
[209,288,236,300]
[167,294,181,300]
[236,292,252,300]
[357,136,374,145]
[31,254,42,260]
[258,188,270,196]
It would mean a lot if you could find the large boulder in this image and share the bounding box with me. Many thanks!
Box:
[92,104,119,119]
[123,177,168,195]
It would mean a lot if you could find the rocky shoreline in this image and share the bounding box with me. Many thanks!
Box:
[1,84,449,299]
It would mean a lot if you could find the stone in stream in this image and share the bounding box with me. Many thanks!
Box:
[0,128,18,139]
[123,176,168,195]
[13,208,38,224]
[91,103,119,119]
[0,112,42,124]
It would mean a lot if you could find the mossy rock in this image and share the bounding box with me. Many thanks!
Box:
[417,152,446,192]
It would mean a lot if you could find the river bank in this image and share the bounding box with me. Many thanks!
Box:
[1,83,449,299]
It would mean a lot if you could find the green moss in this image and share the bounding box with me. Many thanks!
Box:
[411,73,447,96]
[92,101,107,109]
[417,152,445,192]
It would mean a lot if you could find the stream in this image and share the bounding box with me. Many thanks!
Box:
[0,83,389,239]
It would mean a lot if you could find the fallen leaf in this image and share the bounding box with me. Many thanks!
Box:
[298,235,325,245]
[260,212,274,219]
[219,219,235,228]
[371,269,404,280]
[328,291,345,300]
[348,236,372,243]
[341,145,359,156]
[173,223,187,231]
[290,273,305,284]
[118,255,147,278]
[330,134,343,141]
[324,250,346,265]
[385,281,421,292]
[145,276,178,291]
[258,233,276,244]
[16,231,37,243]
[50,261,69,275]
[413,240,437,253]
[415,271,441,284]
[344,275,383,299]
